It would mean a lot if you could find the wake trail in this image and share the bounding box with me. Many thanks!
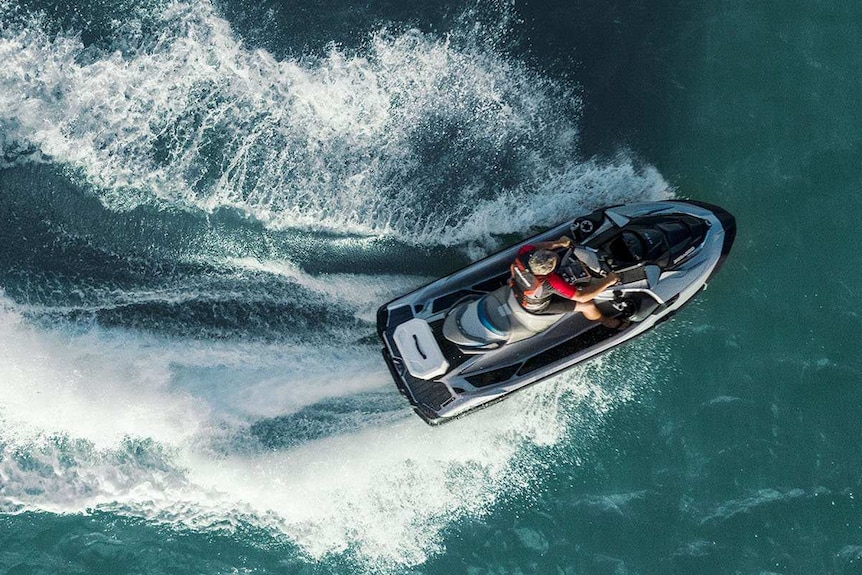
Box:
[0,292,649,568]
[0,0,670,568]
[0,0,670,249]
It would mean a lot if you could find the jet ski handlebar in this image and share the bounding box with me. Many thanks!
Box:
[558,246,615,287]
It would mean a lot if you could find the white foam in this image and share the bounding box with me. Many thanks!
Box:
[226,257,430,322]
[435,157,673,250]
[0,299,208,447]
[0,0,668,567]
[0,293,644,567]
[144,362,631,568]
[0,0,669,248]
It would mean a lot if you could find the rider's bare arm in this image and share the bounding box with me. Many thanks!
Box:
[568,272,619,303]
[531,236,573,251]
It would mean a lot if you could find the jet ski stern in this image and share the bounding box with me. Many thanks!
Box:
[392,318,449,379]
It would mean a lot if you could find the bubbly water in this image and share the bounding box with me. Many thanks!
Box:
[2,0,859,573]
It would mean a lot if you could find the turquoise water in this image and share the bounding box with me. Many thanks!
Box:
[1,0,860,573]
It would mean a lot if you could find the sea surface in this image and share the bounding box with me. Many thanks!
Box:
[1,0,860,573]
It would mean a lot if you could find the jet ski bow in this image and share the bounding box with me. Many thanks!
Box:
[377,200,736,425]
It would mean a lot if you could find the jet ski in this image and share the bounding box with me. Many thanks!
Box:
[377,200,736,425]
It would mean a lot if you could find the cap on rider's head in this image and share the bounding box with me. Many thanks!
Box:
[528,249,558,276]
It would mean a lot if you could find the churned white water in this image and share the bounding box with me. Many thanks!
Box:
[0,0,669,246]
[0,0,668,568]
[0,292,643,567]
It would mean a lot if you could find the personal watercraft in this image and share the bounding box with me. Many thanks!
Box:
[377,200,736,425]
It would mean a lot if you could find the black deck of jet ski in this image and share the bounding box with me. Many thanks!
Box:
[377,200,736,425]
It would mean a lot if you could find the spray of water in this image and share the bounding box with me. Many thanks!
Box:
[0,0,669,568]
[0,0,669,247]
[0,293,646,568]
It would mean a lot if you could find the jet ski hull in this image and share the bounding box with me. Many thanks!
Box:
[377,200,736,425]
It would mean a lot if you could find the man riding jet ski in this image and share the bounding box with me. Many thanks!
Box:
[509,236,621,325]
[377,200,736,425]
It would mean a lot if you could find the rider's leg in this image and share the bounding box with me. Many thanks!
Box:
[575,301,602,320]
[541,298,578,314]
[543,299,626,329]
[544,300,606,321]
[577,301,626,329]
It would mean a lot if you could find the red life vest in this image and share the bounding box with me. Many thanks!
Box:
[510,249,551,312]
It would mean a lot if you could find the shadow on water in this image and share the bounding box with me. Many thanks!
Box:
[0,164,449,340]
[0,164,459,274]
[249,392,408,450]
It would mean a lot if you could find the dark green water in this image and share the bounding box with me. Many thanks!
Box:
[1,0,860,573]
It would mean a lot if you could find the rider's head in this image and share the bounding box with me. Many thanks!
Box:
[528,249,558,276]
